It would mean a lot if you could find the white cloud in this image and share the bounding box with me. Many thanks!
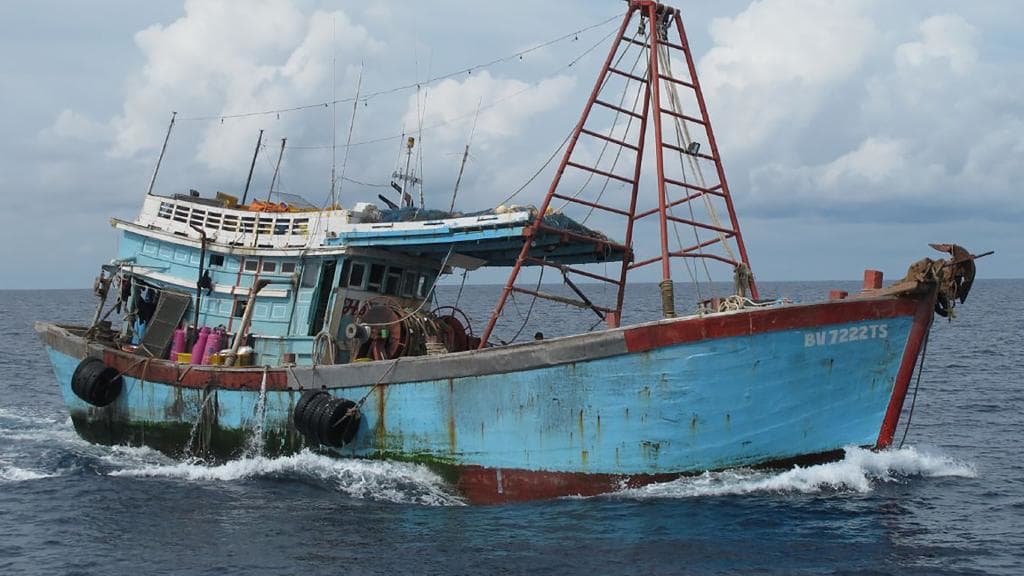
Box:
[400,70,576,148]
[750,136,924,206]
[820,137,910,188]
[895,14,977,75]
[39,109,111,144]
[107,0,382,171]
[698,0,877,151]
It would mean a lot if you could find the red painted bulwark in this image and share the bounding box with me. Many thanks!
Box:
[623,297,920,354]
[101,351,291,391]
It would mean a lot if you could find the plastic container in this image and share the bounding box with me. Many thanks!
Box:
[201,328,224,365]
[169,328,187,360]
[190,327,210,365]
[236,346,255,367]
[176,352,192,363]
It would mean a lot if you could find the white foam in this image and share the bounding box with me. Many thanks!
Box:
[0,464,55,483]
[0,406,61,427]
[0,418,90,447]
[613,446,976,499]
[109,450,465,506]
[97,445,173,468]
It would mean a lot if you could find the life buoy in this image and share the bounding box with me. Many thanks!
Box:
[71,357,123,407]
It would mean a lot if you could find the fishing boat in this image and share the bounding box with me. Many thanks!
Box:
[37,1,986,504]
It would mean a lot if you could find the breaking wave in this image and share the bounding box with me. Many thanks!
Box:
[613,446,976,499]
[2,405,460,505]
[109,450,465,506]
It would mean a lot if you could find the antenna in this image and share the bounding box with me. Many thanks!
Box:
[241,129,264,205]
[335,62,364,209]
[266,138,287,202]
[329,18,337,208]
[146,111,176,196]
[391,136,420,207]
[449,98,482,213]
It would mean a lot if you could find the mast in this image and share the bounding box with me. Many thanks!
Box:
[241,129,264,205]
[146,111,176,196]
[450,99,482,213]
[266,138,287,202]
[335,63,364,208]
[478,1,757,348]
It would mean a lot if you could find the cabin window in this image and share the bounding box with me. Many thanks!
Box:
[401,271,418,297]
[257,217,273,235]
[244,260,258,272]
[209,254,225,267]
[348,262,366,289]
[300,261,320,288]
[384,268,403,296]
[232,299,247,318]
[262,261,277,273]
[338,260,350,287]
[281,262,296,274]
[367,264,385,292]
[417,273,434,298]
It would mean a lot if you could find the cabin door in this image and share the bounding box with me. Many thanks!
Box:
[306,260,337,336]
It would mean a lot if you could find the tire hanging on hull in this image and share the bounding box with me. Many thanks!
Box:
[71,357,123,407]
[292,390,361,448]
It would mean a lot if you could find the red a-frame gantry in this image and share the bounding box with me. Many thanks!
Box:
[479,1,757,347]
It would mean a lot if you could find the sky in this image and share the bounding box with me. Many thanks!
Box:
[0,0,1021,290]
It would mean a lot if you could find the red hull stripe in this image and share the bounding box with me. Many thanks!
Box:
[875,293,937,448]
[623,297,920,354]
[457,449,848,504]
[98,297,922,392]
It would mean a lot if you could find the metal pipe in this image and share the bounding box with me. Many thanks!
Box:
[224,279,270,367]
[647,3,673,294]
[189,225,207,330]
[478,6,637,348]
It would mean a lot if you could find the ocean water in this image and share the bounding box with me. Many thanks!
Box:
[1,281,1022,575]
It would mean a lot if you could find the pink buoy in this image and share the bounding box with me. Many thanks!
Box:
[169,328,187,360]
[190,326,210,365]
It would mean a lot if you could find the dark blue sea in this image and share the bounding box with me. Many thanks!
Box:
[2,281,1022,575]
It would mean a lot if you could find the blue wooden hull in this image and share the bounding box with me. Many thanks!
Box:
[38,294,931,502]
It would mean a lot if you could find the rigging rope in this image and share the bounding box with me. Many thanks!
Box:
[658,42,736,265]
[899,330,931,449]
[176,13,623,122]
[554,26,648,216]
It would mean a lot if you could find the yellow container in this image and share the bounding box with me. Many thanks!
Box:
[176,352,192,363]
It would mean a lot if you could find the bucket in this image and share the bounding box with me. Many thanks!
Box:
[176,352,192,363]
